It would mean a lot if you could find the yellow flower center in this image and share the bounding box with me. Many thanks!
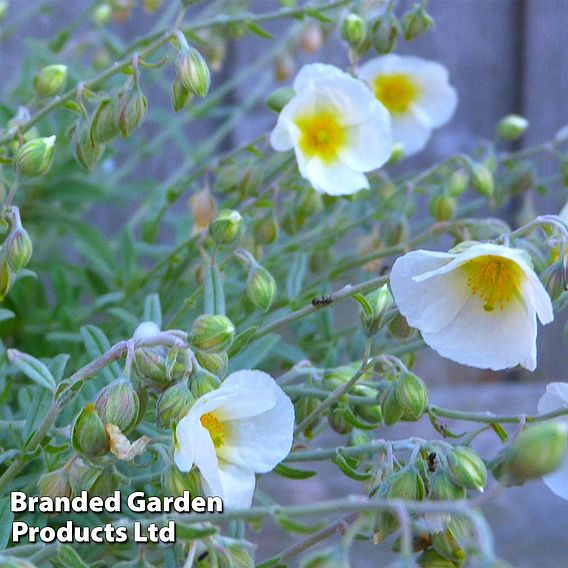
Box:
[200,412,225,449]
[295,109,346,164]
[462,255,525,312]
[372,73,420,114]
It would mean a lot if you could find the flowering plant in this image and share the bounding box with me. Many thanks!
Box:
[0,1,567,567]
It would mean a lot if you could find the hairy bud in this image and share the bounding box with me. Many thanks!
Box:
[195,349,228,378]
[469,162,494,197]
[72,403,109,458]
[497,114,529,141]
[0,258,14,302]
[116,88,147,138]
[90,98,120,145]
[191,314,235,352]
[402,4,434,41]
[209,209,243,245]
[34,64,67,97]
[156,382,194,428]
[380,383,403,426]
[13,136,56,178]
[39,468,71,499]
[447,169,469,197]
[162,464,202,497]
[253,214,278,244]
[396,371,429,421]
[341,13,368,49]
[361,284,394,336]
[246,263,277,312]
[429,193,456,222]
[371,13,400,54]
[72,120,105,170]
[171,76,193,112]
[540,261,567,302]
[429,469,466,500]
[190,367,221,398]
[6,224,32,272]
[95,377,140,434]
[176,46,211,97]
[447,446,487,492]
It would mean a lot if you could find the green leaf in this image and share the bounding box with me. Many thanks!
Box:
[24,387,53,442]
[7,349,56,391]
[57,544,90,568]
[245,21,273,39]
[80,325,121,381]
[305,8,333,22]
[274,463,316,480]
[228,326,258,357]
[175,522,219,539]
[352,293,373,317]
[229,334,278,372]
[275,513,325,535]
[286,252,308,300]
[334,452,372,481]
[204,263,225,316]
[49,354,71,382]
[143,293,162,328]
[490,422,509,443]
[0,497,13,550]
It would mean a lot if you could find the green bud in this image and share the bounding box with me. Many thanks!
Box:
[388,310,415,340]
[39,468,71,499]
[361,284,394,337]
[380,382,403,426]
[116,88,147,138]
[246,263,277,312]
[0,556,37,568]
[6,224,32,272]
[387,466,425,501]
[34,64,67,97]
[13,135,56,178]
[191,314,235,352]
[90,98,120,145]
[156,382,194,428]
[382,215,409,246]
[66,458,102,495]
[171,76,193,112]
[371,13,400,54]
[396,371,429,421]
[294,395,320,436]
[341,13,368,49]
[176,46,211,97]
[447,446,487,492]
[417,548,461,568]
[297,188,323,219]
[469,162,494,197]
[209,209,243,245]
[195,349,228,378]
[95,377,140,433]
[351,384,383,424]
[429,469,466,500]
[429,193,456,222]
[0,258,14,302]
[72,120,105,170]
[431,529,465,564]
[497,114,529,141]
[447,169,469,197]
[253,214,278,244]
[92,3,112,25]
[162,464,202,497]
[190,367,221,398]
[89,466,119,498]
[499,422,567,485]
[72,403,109,458]
[328,405,353,435]
[540,261,567,302]
[402,4,434,41]
[265,86,295,113]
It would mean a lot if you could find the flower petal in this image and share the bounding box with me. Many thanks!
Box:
[217,461,257,509]
[193,423,223,496]
[304,158,369,195]
[538,383,568,415]
[292,63,348,91]
[422,294,538,371]
[542,455,568,501]
[390,108,432,156]
[218,375,294,473]
[390,250,470,334]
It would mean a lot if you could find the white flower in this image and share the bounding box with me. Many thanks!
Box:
[537,383,568,500]
[559,200,568,224]
[174,369,294,509]
[270,63,392,196]
[390,242,553,371]
[357,54,457,156]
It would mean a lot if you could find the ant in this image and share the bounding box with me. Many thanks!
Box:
[427,451,437,473]
[312,294,333,307]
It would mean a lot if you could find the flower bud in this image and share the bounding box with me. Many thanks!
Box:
[0,258,14,302]
[89,466,119,498]
[301,24,323,53]
[191,314,235,352]
[39,468,71,499]
[176,46,211,97]
[469,162,494,197]
[497,114,529,141]
[387,466,425,501]
[417,548,460,568]
[402,4,434,41]
[13,136,56,178]
[6,224,32,272]
[428,193,456,222]
[380,382,403,426]
[294,395,320,436]
[116,88,147,138]
[95,377,140,434]
[274,53,295,82]
[72,403,109,458]
[341,13,368,49]
[382,215,409,246]
[93,3,112,25]
[195,349,228,378]
[395,371,428,421]
[328,405,353,435]
[162,464,202,497]
[171,76,193,112]
[447,446,487,492]
[156,382,194,428]
[499,422,567,485]
[540,261,567,302]
[265,86,295,113]
[246,263,276,312]
[190,188,216,233]
[253,214,278,244]
[90,98,120,145]
[72,120,105,170]
[431,528,465,564]
[447,169,469,197]
[361,284,394,337]
[34,64,67,97]
[350,385,383,425]
[190,367,221,398]
[387,310,415,340]
[429,469,466,500]
[371,13,400,54]
[209,209,243,245]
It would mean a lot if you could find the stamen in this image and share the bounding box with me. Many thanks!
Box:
[200,412,225,449]
[295,110,346,164]
[373,73,420,114]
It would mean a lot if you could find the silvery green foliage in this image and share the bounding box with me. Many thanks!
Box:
[0,1,567,567]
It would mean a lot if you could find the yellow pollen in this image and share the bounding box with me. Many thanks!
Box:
[373,73,420,114]
[200,412,225,449]
[462,255,525,312]
[295,109,347,163]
